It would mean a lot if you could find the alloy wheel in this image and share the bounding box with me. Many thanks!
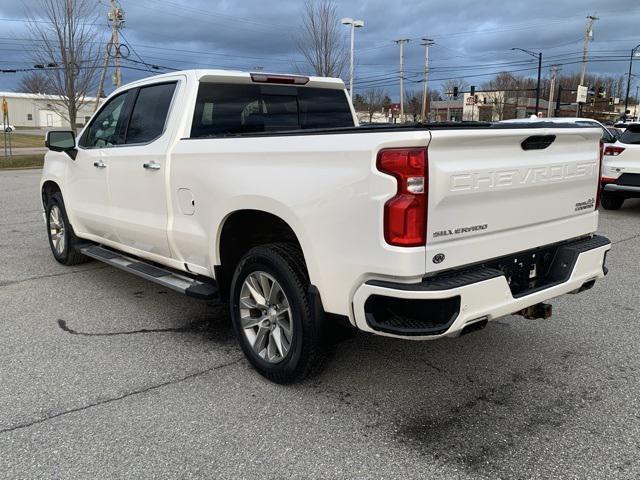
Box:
[49,205,66,255]
[239,271,293,364]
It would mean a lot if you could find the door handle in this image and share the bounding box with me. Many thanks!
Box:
[93,160,107,169]
[143,161,161,170]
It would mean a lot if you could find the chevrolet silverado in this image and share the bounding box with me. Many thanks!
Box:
[41,70,611,382]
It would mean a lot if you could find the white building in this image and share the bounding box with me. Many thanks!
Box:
[0,92,102,128]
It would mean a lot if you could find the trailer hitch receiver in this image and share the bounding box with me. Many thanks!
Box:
[516,302,552,320]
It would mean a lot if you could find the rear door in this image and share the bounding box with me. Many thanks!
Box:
[104,81,179,258]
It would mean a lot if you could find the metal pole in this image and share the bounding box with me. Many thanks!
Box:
[395,39,409,122]
[95,48,111,111]
[349,23,355,97]
[114,9,121,88]
[535,52,542,114]
[548,65,559,117]
[635,85,639,121]
[400,41,404,122]
[421,38,433,122]
[624,46,639,115]
[579,16,598,87]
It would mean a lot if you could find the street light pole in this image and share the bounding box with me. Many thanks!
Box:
[512,47,542,115]
[535,52,542,114]
[341,17,364,99]
[623,44,640,116]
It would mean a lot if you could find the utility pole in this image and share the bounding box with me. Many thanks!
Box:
[555,85,563,117]
[420,38,434,122]
[579,15,598,87]
[95,0,125,111]
[395,39,410,122]
[548,64,561,117]
[623,44,640,117]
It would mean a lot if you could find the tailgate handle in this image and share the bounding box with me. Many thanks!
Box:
[521,135,556,151]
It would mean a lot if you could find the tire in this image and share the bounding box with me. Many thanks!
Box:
[229,243,327,383]
[45,192,91,266]
[600,193,624,210]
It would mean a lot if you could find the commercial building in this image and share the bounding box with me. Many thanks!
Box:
[0,91,101,129]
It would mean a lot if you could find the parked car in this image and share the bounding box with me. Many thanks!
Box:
[1,123,14,132]
[40,70,610,382]
[501,117,618,143]
[601,123,640,209]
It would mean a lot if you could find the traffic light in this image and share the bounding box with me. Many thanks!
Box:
[453,86,458,98]
[609,97,614,106]
[597,87,605,98]
[470,85,476,96]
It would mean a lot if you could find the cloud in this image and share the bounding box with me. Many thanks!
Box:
[1,0,640,97]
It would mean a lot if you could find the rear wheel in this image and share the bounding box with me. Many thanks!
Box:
[45,192,90,266]
[600,193,624,210]
[229,243,326,383]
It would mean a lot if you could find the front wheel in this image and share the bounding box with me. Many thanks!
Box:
[45,192,90,266]
[229,243,327,383]
[600,193,624,211]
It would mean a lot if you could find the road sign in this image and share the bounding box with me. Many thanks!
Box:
[576,85,588,103]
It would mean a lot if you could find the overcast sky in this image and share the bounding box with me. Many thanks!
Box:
[2,0,640,99]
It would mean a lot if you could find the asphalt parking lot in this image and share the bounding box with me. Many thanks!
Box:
[1,168,639,480]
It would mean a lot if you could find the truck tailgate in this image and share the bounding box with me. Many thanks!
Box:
[426,127,601,260]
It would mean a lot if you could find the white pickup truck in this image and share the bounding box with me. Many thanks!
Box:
[41,70,611,383]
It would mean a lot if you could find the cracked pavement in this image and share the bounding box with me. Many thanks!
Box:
[1,169,639,479]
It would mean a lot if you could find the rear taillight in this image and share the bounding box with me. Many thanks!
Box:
[596,140,604,209]
[604,145,625,156]
[376,148,427,247]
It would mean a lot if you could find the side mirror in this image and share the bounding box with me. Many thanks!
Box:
[45,130,77,159]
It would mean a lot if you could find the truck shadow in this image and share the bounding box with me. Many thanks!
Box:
[315,315,622,477]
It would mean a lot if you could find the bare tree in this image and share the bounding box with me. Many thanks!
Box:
[362,87,387,122]
[483,72,518,120]
[26,0,100,127]
[405,90,422,121]
[17,71,54,94]
[295,0,347,78]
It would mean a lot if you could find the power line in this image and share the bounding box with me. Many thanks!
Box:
[119,30,156,73]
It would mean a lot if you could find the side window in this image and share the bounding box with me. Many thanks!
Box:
[125,82,177,144]
[81,92,128,148]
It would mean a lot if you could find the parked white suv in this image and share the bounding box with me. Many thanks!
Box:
[601,123,640,209]
[41,70,611,382]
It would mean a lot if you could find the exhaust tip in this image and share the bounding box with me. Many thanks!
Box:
[460,317,488,336]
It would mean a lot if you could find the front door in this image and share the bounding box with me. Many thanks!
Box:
[65,91,130,241]
[104,81,178,259]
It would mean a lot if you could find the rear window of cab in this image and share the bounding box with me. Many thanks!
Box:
[190,83,354,138]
